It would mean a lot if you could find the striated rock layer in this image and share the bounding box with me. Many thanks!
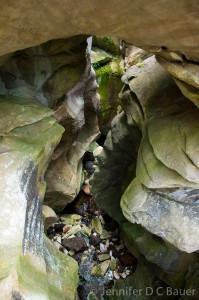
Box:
[92,54,199,297]
[0,1,198,62]
[0,97,78,299]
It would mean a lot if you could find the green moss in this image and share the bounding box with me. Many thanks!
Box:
[92,36,120,54]
[96,63,112,77]
[92,61,101,70]
[95,57,123,126]
[18,254,49,296]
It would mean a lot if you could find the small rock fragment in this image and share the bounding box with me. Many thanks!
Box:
[89,234,101,247]
[63,248,69,255]
[121,273,127,279]
[81,224,92,236]
[119,252,136,266]
[61,237,87,253]
[91,216,103,234]
[91,260,110,277]
[56,236,61,244]
[69,250,75,256]
[110,257,117,271]
[100,243,107,253]
[83,184,91,195]
[62,224,81,239]
[42,205,58,230]
[113,271,120,280]
[98,254,110,262]
[100,229,109,239]
[61,214,81,225]
[63,224,72,233]
[93,146,103,157]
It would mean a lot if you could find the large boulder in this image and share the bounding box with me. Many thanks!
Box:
[90,112,141,223]
[0,35,100,211]
[44,37,100,211]
[91,37,123,134]
[120,56,199,253]
[92,54,199,293]
[0,96,78,299]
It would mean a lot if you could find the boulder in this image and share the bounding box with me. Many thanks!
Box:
[120,56,199,253]
[0,96,78,299]
[91,43,123,134]
[90,112,141,223]
[44,37,100,210]
[42,205,58,230]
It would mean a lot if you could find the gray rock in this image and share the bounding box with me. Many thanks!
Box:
[42,205,58,230]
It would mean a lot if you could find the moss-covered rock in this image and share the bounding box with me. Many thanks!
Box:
[94,57,123,133]
[44,237,78,300]
[92,36,120,55]
[0,96,80,299]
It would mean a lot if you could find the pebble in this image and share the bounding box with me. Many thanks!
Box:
[113,271,120,280]
[61,214,81,225]
[81,224,92,236]
[63,224,72,233]
[62,224,81,239]
[91,217,103,234]
[121,273,127,279]
[110,257,117,271]
[89,234,101,247]
[83,184,91,195]
[105,240,109,248]
[69,250,75,256]
[62,237,87,253]
[100,229,109,239]
[100,243,107,253]
[98,254,110,262]
[119,252,135,266]
[91,260,110,277]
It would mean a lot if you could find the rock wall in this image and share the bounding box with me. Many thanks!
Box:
[0,1,198,62]
[0,96,78,299]
[0,35,100,299]
[92,36,123,134]
[92,53,199,298]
